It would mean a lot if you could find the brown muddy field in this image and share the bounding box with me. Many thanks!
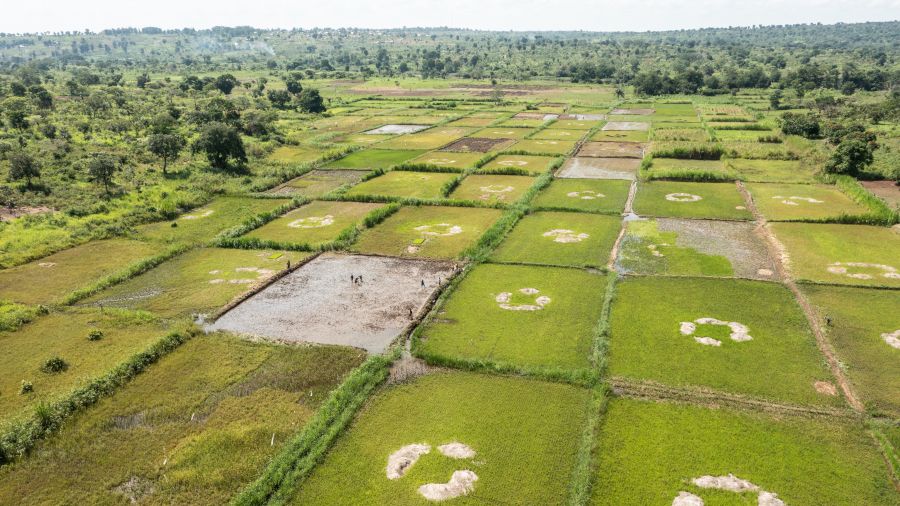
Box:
[578,141,646,158]
[557,157,641,180]
[440,137,514,153]
[860,180,900,208]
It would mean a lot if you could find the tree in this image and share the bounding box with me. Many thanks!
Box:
[267,89,293,110]
[2,97,30,129]
[7,151,40,187]
[87,154,120,194]
[136,73,150,88]
[779,112,820,138]
[214,74,239,95]
[297,88,326,113]
[149,112,177,134]
[193,122,247,170]
[29,85,54,109]
[147,133,186,174]
[769,89,783,110]
[825,137,876,176]
[285,74,303,94]
[615,87,625,100]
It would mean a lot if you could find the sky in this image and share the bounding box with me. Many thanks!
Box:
[2,0,899,34]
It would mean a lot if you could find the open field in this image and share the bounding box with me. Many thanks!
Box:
[376,127,474,150]
[578,141,645,158]
[409,151,485,169]
[449,174,536,204]
[724,159,817,183]
[269,170,368,197]
[557,157,641,180]
[324,149,424,170]
[746,183,871,221]
[633,181,752,220]
[242,201,384,247]
[345,171,459,200]
[511,139,577,155]
[531,179,631,213]
[479,154,558,175]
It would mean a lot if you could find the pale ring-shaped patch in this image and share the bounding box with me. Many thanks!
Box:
[679,317,753,346]
[288,215,334,228]
[665,193,702,202]
[427,158,457,165]
[771,195,824,206]
[496,287,551,311]
[673,474,786,506]
[498,160,529,167]
[415,223,463,236]
[479,185,514,193]
[181,209,214,220]
[882,329,900,350]
[543,229,589,243]
[826,262,899,280]
[385,442,478,502]
[566,190,605,200]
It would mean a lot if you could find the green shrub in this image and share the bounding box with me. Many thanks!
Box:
[87,330,104,341]
[40,357,68,374]
[19,381,33,395]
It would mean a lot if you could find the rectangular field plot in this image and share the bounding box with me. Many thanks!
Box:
[724,159,816,183]
[364,124,430,135]
[410,150,485,169]
[531,129,586,141]
[351,206,502,259]
[532,179,631,213]
[449,174,536,204]
[345,171,459,200]
[633,181,752,220]
[417,264,606,373]
[602,121,650,131]
[578,141,645,158]
[510,139,576,155]
[0,239,156,305]
[444,116,496,127]
[646,158,733,179]
[0,308,169,422]
[324,149,424,170]
[0,335,365,505]
[769,223,900,287]
[591,398,895,506]
[479,154,558,175]
[440,137,515,153]
[557,157,640,180]
[590,129,650,142]
[475,127,534,139]
[804,284,900,417]
[208,253,455,352]
[616,218,778,280]
[608,277,840,406]
[136,196,292,245]
[245,201,384,247]
[289,371,589,505]
[491,212,621,268]
[84,248,309,318]
[550,119,601,130]
[746,183,870,221]
[377,127,474,150]
[269,169,367,197]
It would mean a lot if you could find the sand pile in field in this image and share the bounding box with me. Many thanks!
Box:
[386,444,431,479]
[288,215,334,228]
[814,380,838,396]
[882,329,900,350]
[438,442,476,459]
[566,190,605,199]
[826,262,900,280]
[415,224,463,236]
[181,209,214,220]
[680,318,752,346]
[496,288,551,311]
[418,470,478,501]
[771,195,824,205]
[665,193,702,202]
[543,229,589,243]
[673,474,785,506]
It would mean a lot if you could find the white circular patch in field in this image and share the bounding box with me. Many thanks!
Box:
[419,471,478,502]
[535,140,559,145]
[386,442,479,502]
[386,443,431,480]
[38,262,56,268]
[665,193,702,202]
[181,209,214,220]
[496,287,551,311]
[679,317,753,346]
[288,215,335,228]
[427,158,457,165]
[771,195,824,206]
[673,474,785,506]
[826,262,900,280]
[882,329,900,350]
[566,190,605,200]
[543,229,589,243]
[647,243,669,257]
[498,160,529,167]
[757,268,774,277]
[479,185,514,194]
[415,223,463,236]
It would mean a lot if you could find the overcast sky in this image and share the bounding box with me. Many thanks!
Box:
[2,0,899,34]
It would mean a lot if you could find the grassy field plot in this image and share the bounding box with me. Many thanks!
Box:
[496,118,545,128]
[267,145,323,164]
[531,129,586,141]
[769,222,900,287]
[490,212,621,267]
[532,179,630,213]
[510,139,576,155]
[290,371,589,505]
[324,149,424,170]
[550,119,601,130]
[804,284,900,417]
[746,183,870,221]
[578,141,644,158]
[651,128,710,142]
[724,159,816,183]
[0,334,365,505]
[351,206,502,259]
[479,154,558,175]
[376,127,474,150]
[243,201,384,247]
[590,130,649,142]
[270,170,367,197]
[591,398,896,506]
[0,239,156,305]
[633,181,752,220]
[646,158,733,179]
[417,263,606,374]
[409,150,485,169]
[616,218,777,279]
[609,277,840,406]
[84,248,309,318]
[440,137,515,153]
[449,174,536,204]
[345,171,459,199]
[445,116,496,127]
[475,127,534,139]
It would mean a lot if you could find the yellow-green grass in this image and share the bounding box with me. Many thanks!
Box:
[345,171,459,200]
[491,212,621,268]
[647,158,732,178]
[334,133,390,145]
[804,284,900,417]
[449,174,536,204]
[243,201,384,247]
[769,222,900,288]
[323,149,424,170]
[479,154,558,175]
[83,248,309,318]
[496,118,545,128]
[651,128,711,142]
[136,196,291,245]
[418,264,606,373]
[276,170,368,198]
[267,145,323,164]
[351,206,502,259]
[609,277,841,406]
[746,183,870,221]
[376,127,474,150]
[590,130,649,142]
[476,127,534,139]
[531,129,587,141]
[0,239,157,305]
[289,371,589,505]
[724,159,817,183]
[713,129,777,141]
[409,151,485,170]
[0,308,170,421]
[616,219,735,277]
[0,300,42,331]
[591,398,896,506]
[445,116,495,127]
[510,139,577,155]
[531,179,631,214]
[550,119,600,130]
[0,334,365,505]
[633,181,752,220]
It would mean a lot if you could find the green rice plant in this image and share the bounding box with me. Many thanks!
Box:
[650,142,725,160]
[393,163,465,174]
[0,302,46,332]
[439,172,466,198]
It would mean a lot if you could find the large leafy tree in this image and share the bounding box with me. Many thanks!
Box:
[297,88,326,114]
[87,154,120,194]
[192,122,247,170]
[147,133,186,174]
[7,151,40,187]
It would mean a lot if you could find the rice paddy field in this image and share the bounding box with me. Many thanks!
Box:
[2,87,897,506]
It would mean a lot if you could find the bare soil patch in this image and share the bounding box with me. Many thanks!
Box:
[610,108,654,115]
[860,180,900,208]
[559,114,606,121]
[365,124,429,135]
[513,112,558,120]
[577,141,645,158]
[0,205,52,222]
[440,137,513,153]
[208,253,456,353]
[557,157,640,180]
[603,121,650,131]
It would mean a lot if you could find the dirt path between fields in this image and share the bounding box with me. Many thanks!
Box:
[607,180,639,270]
[736,181,864,412]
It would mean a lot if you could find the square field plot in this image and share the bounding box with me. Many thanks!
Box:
[243,201,385,247]
[444,116,495,127]
[616,218,777,280]
[0,239,156,305]
[346,171,458,200]
[476,127,533,139]
[479,154,558,175]
[602,121,650,131]
[591,398,895,506]
[364,124,429,135]
[324,149,424,170]
[440,137,514,153]
[531,129,586,141]
[290,372,589,505]
[269,169,367,197]
[646,158,732,179]
[578,141,644,158]
[746,183,870,221]
[804,285,900,416]
[409,151,484,170]
[510,139,576,155]
[208,253,455,352]
[724,159,816,183]
[557,157,640,180]
[590,129,649,142]
[491,212,621,268]
[532,179,631,213]
[769,223,900,287]
[633,181,752,220]
[610,108,654,115]
[377,127,475,150]
[84,248,310,318]
[449,174,536,204]
[351,206,502,259]
[609,277,839,406]
[417,264,606,374]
